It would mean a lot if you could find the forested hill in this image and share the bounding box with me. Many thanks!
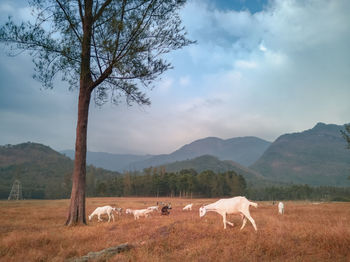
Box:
[157,155,266,184]
[0,142,121,199]
[251,123,350,186]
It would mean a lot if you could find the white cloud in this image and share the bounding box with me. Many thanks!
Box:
[259,42,267,52]
[1,0,350,155]
[157,77,173,93]
[235,60,258,69]
[179,76,191,87]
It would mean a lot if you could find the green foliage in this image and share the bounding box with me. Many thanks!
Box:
[95,168,247,198]
[159,155,264,184]
[247,184,350,201]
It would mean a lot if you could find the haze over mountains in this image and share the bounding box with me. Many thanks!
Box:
[62,136,271,172]
[62,122,350,186]
[1,122,349,195]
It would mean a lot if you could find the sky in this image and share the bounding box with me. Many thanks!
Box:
[0,0,349,155]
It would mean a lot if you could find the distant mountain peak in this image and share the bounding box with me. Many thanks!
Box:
[251,122,349,186]
[127,136,271,170]
[312,122,341,130]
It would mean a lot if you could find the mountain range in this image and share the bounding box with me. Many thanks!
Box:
[62,136,271,172]
[251,122,350,186]
[1,122,349,196]
[62,122,350,186]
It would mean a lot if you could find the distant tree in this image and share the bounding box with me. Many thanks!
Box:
[341,124,350,181]
[123,172,132,196]
[341,124,350,149]
[0,0,193,225]
[86,171,95,197]
[96,181,107,196]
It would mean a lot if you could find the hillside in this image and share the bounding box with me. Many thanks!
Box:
[129,136,271,171]
[251,123,350,186]
[0,142,121,199]
[61,149,151,172]
[158,154,271,186]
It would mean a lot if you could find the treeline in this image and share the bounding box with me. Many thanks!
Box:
[248,184,350,202]
[4,165,350,201]
[0,164,119,199]
[92,168,247,198]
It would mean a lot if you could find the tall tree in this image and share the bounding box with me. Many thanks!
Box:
[0,0,193,225]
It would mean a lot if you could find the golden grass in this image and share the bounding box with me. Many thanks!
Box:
[0,198,349,262]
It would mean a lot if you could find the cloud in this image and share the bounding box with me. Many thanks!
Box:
[170,0,350,138]
[157,77,173,93]
[179,76,191,87]
[0,0,349,155]
[235,60,258,69]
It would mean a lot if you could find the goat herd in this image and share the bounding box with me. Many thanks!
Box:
[88,196,286,231]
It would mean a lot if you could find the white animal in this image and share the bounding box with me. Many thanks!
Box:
[199,196,258,231]
[88,205,116,222]
[278,202,284,215]
[115,207,123,216]
[147,206,159,212]
[183,203,193,211]
[126,208,153,220]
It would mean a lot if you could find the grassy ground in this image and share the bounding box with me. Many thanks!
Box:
[0,197,349,261]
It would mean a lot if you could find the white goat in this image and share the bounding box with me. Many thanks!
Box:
[147,206,159,212]
[88,205,116,222]
[183,203,193,211]
[126,208,153,220]
[278,202,284,215]
[199,196,258,231]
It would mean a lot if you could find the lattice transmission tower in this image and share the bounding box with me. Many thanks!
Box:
[8,179,23,200]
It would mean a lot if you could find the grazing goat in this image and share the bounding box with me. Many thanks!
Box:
[161,205,170,215]
[147,206,159,212]
[278,202,284,215]
[183,203,193,211]
[126,208,153,220]
[88,206,116,222]
[158,202,172,209]
[115,207,123,216]
[199,196,258,231]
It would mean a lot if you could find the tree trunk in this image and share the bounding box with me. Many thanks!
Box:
[65,87,91,226]
[65,0,93,226]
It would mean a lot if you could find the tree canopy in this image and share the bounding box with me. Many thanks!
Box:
[0,0,193,105]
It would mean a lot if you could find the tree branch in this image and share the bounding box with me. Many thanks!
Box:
[55,0,82,43]
[93,0,112,22]
[77,0,84,26]
[114,0,157,63]
[92,32,103,75]
[112,0,127,59]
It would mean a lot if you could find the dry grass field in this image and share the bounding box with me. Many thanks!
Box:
[0,197,349,262]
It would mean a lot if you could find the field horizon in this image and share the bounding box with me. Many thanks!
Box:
[1,197,349,261]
